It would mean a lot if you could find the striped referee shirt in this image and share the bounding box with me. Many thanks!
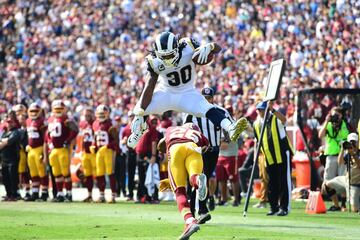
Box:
[184,105,234,147]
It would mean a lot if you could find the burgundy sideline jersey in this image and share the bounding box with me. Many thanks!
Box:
[165,126,209,152]
[92,119,116,150]
[79,120,94,153]
[47,115,78,148]
[26,117,46,148]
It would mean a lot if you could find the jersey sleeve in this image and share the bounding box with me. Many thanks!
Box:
[145,56,157,76]
[182,37,200,50]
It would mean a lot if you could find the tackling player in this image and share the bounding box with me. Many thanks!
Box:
[25,103,49,201]
[46,100,79,202]
[157,123,208,240]
[79,107,96,202]
[128,31,248,148]
[91,105,118,203]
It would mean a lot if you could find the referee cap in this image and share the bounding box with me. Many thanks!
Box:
[201,87,214,97]
[256,101,267,110]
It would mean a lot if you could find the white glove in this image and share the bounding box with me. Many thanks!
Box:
[192,43,213,64]
[131,116,148,133]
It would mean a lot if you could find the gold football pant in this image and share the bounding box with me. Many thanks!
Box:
[96,146,114,176]
[168,142,203,191]
[49,147,70,177]
[27,146,46,178]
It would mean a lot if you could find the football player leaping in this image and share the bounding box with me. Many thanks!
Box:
[128,31,248,148]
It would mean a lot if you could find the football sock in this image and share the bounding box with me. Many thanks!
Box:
[109,174,117,194]
[175,187,192,222]
[32,176,40,194]
[40,176,49,190]
[55,176,64,195]
[85,176,93,193]
[189,174,199,189]
[97,176,106,192]
[64,176,72,193]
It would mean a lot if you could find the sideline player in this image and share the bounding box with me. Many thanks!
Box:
[157,123,208,240]
[25,103,49,201]
[91,105,118,203]
[46,100,79,202]
[79,107,96,202]
[128,31,248,148]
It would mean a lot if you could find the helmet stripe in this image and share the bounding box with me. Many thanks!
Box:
[167,33,174,50]
[155,34,162,51]
[159,32,170,50]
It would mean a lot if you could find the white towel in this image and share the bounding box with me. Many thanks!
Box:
[145,163,160,196]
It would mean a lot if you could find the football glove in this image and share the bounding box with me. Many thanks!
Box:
[89,145,97,154]
[131,115,148,133]
[192,43,214,64]
[159,178,171,192]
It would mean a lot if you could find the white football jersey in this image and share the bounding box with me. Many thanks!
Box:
[146,38,199,92]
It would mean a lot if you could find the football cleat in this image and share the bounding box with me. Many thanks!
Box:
[178,219,200,240]
[196,174,207,201]
[52,195,65,203]
[228,117,248,142]
[64,194,72,202]
[96,196,106,203]
[83,196,93,203]
[127,127,147,149]
[197,213,211,225]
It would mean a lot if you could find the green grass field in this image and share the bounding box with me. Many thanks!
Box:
[0,200,359,240]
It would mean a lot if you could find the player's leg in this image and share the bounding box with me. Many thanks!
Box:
[34,146,48,201]
[128,89,173,148]
[49,149,64,202]
[26,148,40,201]
[185,142,207,202]
[18,148,30,199]
[168,143,199,240]
[82,152,93,201]
[104,147,116,203]
[179,90,248,141]
[96,149,106,203]
[59,148,72,202]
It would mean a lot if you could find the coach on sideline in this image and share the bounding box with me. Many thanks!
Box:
[185,87,234,223]
[0,111,21,201]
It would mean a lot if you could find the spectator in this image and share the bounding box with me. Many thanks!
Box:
[319,107,349,186]
[135,116,160,203]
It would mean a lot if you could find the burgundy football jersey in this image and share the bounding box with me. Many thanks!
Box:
[26,117,46,148]
[165,126,209,151]
[47,115,76,148]
[79,120,94,153]
[92,119,116,150]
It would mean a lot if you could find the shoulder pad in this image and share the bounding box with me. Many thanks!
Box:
[180,37,200,50]
[146,55,165,73]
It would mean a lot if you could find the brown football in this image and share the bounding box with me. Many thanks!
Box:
[192,50,214,65]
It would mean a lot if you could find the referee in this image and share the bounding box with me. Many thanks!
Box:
[185,87,234,224]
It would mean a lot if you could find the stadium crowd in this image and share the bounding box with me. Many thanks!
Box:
[1,0,360,211]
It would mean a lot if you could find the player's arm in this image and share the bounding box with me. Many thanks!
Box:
[43,131,49,165]
[108,126,118,150]
[191,37,222,65]
[157,137,166,153]
[65,119,79,145]
[136,60,158,114]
